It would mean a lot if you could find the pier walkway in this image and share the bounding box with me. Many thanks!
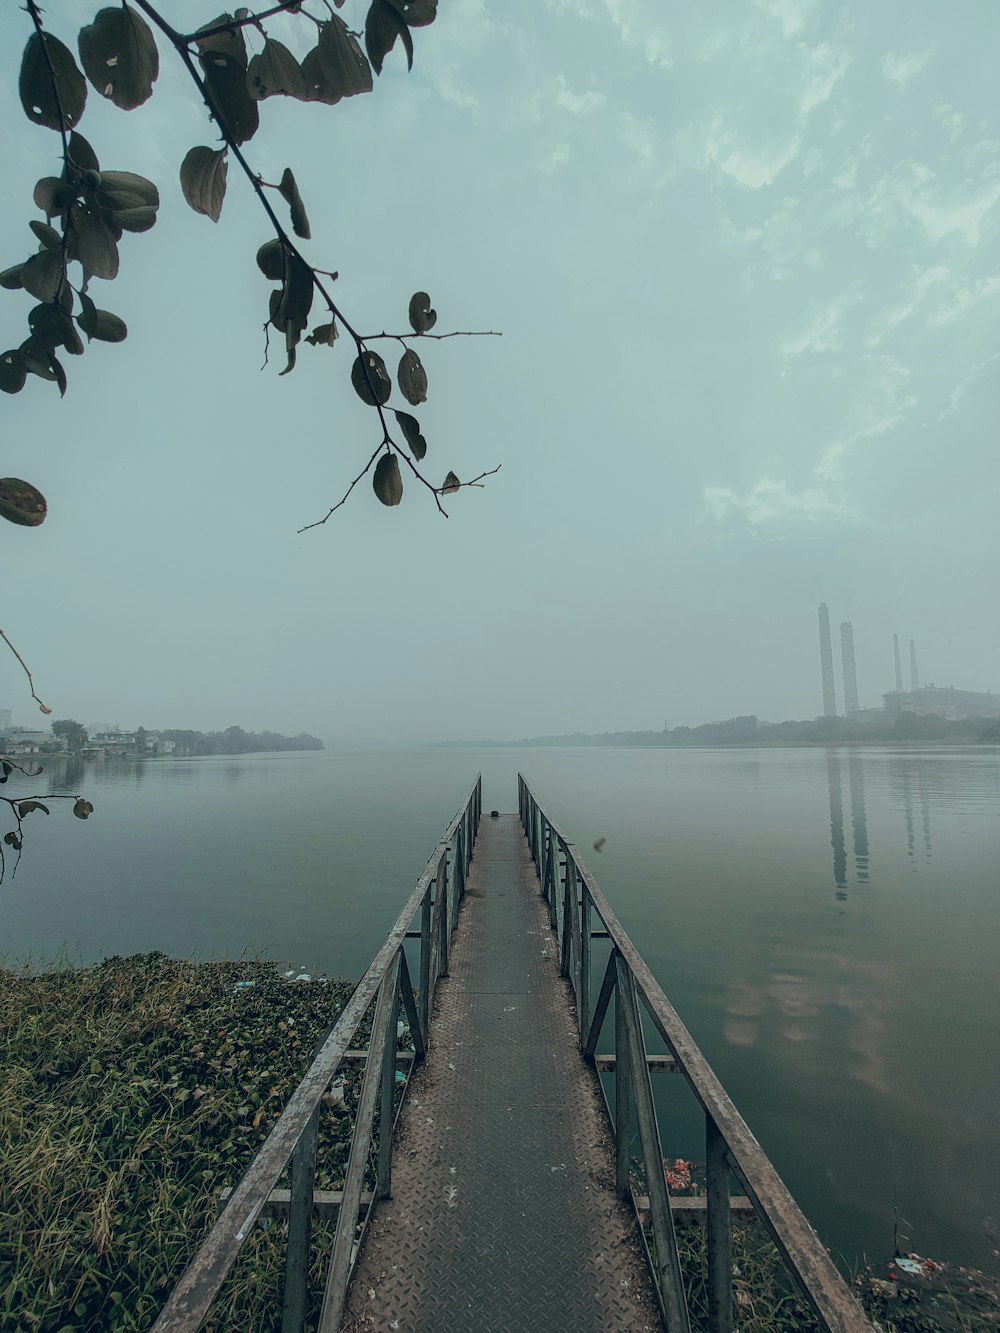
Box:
[343,813,658,1331]
[154,776,872,1333]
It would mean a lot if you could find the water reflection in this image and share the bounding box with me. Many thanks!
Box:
[847,751,870,885]
[891,758,933,867]
[825,750,848,897]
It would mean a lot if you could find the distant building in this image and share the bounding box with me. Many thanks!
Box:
[883,686,999,721]
[0,708,11,735]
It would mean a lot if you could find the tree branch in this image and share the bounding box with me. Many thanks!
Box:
[0,629,52,715]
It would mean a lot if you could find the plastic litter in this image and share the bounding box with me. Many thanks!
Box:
[395,1070,406,1085]
[896,1257,923,1276]
[326,1076,346,1109]
[295,973,311,982]
[233,980,255,991]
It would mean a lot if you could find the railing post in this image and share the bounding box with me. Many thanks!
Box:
[615,955,691,1333]
[281,1103,319,1333]
[318,956,401,1333]
[706,1114,734,1333]
[614,951,631,1200]
[419,882,432,1038]
[438,851,450,978]
[377,970,401,1199]
[579,883,592,1047]
[560,844,572,979]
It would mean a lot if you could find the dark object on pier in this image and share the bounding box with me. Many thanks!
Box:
[490,809,499,818]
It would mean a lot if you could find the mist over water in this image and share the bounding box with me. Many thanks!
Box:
[3,744,999,1275]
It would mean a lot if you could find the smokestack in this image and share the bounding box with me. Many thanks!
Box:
[893,634,903,693]
[909,639,920,692]
[840,622,859,715]
[818,603,838,717]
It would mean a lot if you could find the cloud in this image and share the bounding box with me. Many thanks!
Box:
[881,50,933,88]
[554,76,606,114]
[702,477,852,531]
[864,265,950,346]
[800,42,850,116]
[754,0,817,38]
[814,355,916,481]
[782,289,860,358]
[834,159,1000,248]
[721,137,802,189]
[928,275,1000,326]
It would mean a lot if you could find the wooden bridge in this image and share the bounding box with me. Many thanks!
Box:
[153,776,872,1332]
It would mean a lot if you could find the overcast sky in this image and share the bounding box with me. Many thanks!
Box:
[2,0,998,744]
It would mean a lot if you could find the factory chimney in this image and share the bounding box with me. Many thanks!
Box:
[893,634,903,693]
[818,603,838,717]
[909,639,920,692]
[840,622,859,715]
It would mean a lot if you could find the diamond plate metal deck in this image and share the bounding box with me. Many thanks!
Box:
[343,815,659,1332]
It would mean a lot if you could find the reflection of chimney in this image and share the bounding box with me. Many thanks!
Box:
[840,622,859,715]
[893,634,903,693]
[818,603,837,717]
[909,639,920,692]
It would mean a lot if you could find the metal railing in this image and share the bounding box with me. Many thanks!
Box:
[153,775,482,1333]
[518,774,871,1333]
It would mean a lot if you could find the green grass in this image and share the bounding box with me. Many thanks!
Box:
[0,952,365,1331]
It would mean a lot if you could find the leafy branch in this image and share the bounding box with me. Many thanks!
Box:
[4,0,500,522]
[0,775,94,885]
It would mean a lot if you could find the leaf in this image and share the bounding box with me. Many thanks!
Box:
[300,47,340,105]
[0,265,25,291]
[247,39,308,100]
[278,168,310,240]
[28,302,81,355]
[256,239,286,280]
[95,170,159,211]
[273,254,314,335]
[73,798,95,820]
[365,0,413,75]
[385,0,437,26]
[20,338,59,381]
[305,320,338,346]
[394,410,427,460]
[200,51,259,145]
[90,310,128,343]
[407,291,437,333]
[3,832,21,850]
[279,325,298,376]
[18,801,50,818]
[397,348,427,404]
[78,5,159,110]
[316,18,374,99]
[373,453,403,506]
[19,31,87,131]
[20,250,63,303]
[0,352,27,396]
[441,471,460,494]
[180,147,228,223]
[29,220,62,251]
[67,131,100,174]
[75,208,120,280]
[33,176,74,216]
[0,478,47,526]
[195,14,248,66]
[351,351,391,406]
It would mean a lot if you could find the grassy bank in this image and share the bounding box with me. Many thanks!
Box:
[0,953,362,1330]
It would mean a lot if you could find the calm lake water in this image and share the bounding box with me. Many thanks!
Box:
[3,745,999,1276]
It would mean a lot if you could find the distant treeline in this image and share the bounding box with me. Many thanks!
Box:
[158,727,324,755]
[477,712,1000,748]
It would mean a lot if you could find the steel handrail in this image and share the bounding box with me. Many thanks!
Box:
[518,773,871,1333]
[154,775,482,1333]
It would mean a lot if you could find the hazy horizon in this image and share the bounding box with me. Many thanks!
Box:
[3,1,998,746]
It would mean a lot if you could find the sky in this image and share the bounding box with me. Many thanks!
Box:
[2,0,998,745]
